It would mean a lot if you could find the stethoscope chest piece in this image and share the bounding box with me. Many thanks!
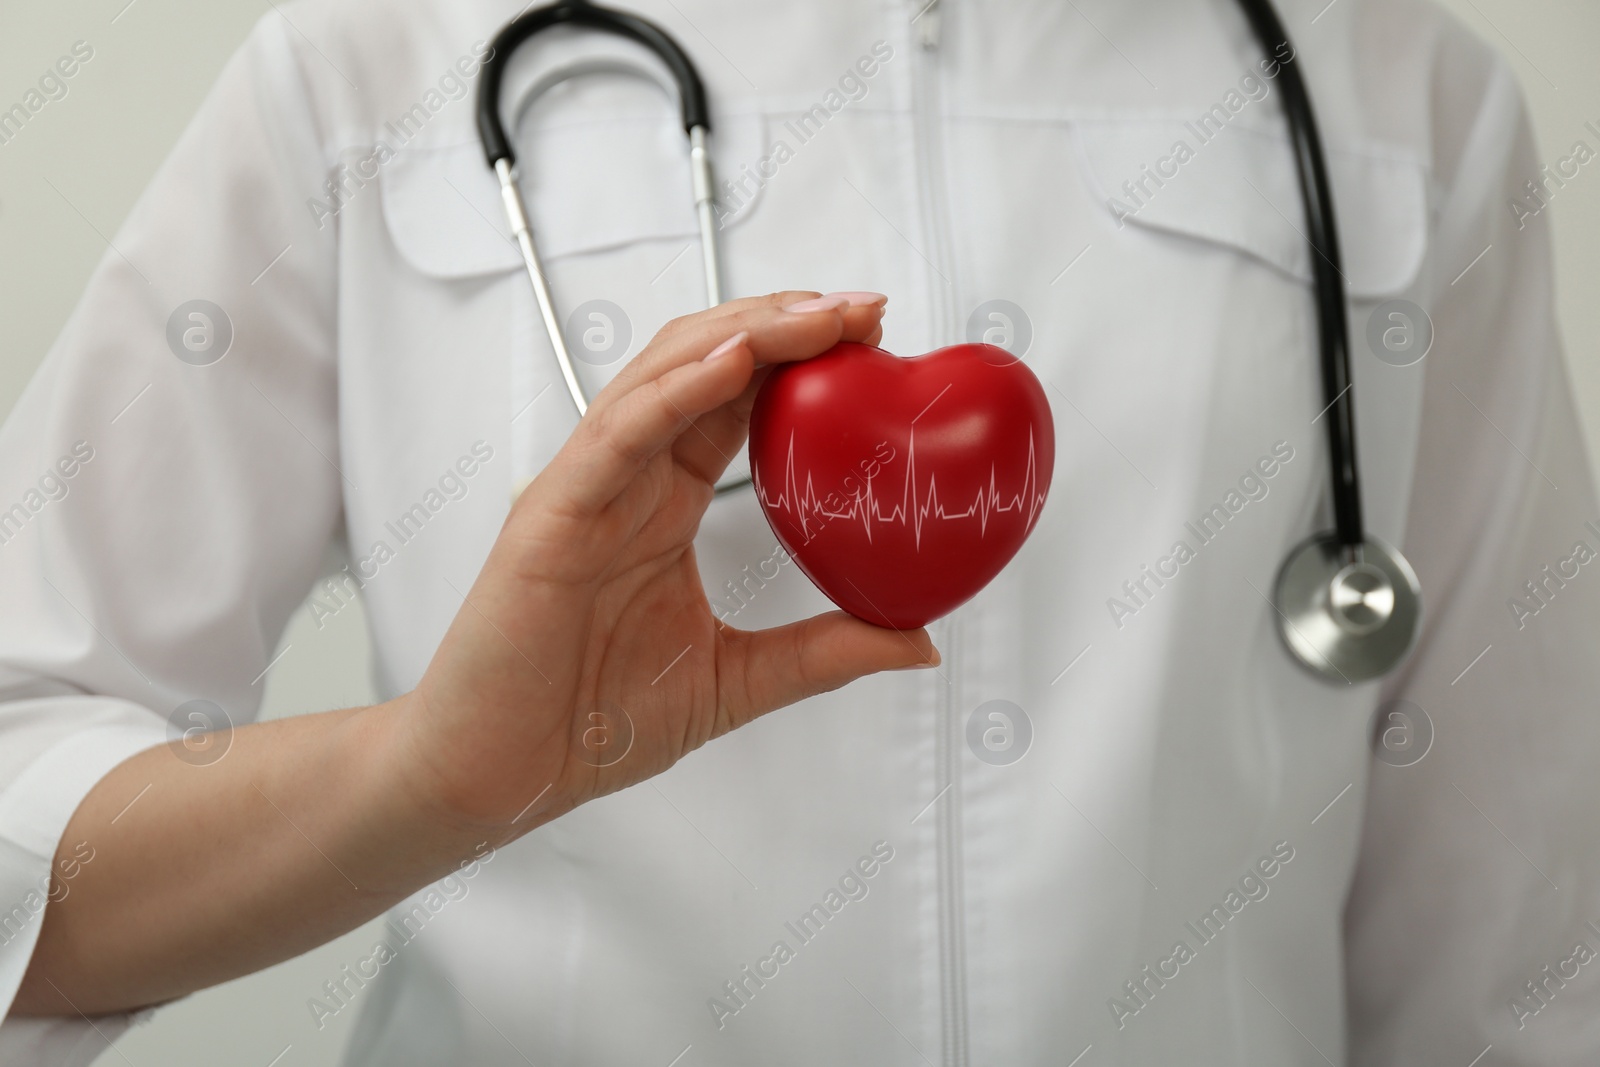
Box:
[1273,533,1421,684]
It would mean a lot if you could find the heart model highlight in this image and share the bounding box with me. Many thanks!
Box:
[748,342,1055,630]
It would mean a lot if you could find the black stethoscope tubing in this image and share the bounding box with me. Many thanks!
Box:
[477,0,710,165]
[1233,0,1362,550]
[474,0,1423,683]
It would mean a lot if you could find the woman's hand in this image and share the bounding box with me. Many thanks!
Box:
[396,291,940,835]
[17,291,938,1018]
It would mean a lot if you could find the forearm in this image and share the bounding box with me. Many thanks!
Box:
[12,695,494,1017]
[7,290,909,1019]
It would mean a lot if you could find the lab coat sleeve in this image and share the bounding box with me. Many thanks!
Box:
[1343,27,1600,1066]
[0,12,339,1062]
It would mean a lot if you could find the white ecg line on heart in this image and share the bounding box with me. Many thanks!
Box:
[754,429,1047,548]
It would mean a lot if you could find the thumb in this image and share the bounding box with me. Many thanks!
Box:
[717,611,941,730]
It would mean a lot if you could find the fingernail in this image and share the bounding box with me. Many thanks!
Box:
[783,294,850,313]
[890,647,941,670]
[704,331,748,362]
[825,291,888,308]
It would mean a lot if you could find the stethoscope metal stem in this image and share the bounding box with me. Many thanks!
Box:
[496,158,589,418]
[492,124,750,493]
[689,125,722,307]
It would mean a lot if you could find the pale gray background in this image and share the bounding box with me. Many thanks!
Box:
[0,1,1594,1064]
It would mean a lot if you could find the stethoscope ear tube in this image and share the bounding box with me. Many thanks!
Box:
[475,0,711,169]
[478,0,747,495]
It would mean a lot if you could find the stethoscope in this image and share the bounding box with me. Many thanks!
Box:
[474,0,1421,685]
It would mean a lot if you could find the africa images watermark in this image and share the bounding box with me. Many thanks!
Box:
[1507,519,1600,632]
[1510,919,1600,1030]
[1106,841,1296,1029]
[0,40,95,148]
[305,41,494,229]
[1507,121,1600,231]
[0,840,95,948]
[967,699,1033,766]
[307,441,496,630]
[1105,41,1296,228]
[714,440,896,622]
[1106,442,1296,629]
[0,441,96,549]
[714,41,894,226]
[306,842,496,1030]
[706,840,896,1030]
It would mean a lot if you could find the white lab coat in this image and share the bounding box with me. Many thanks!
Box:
[2,0,1597,1063]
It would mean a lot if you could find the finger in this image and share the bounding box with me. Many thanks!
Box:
[554,332,758,514]
[670,365,770,484]
[591,293,887,419]
[716,611,941,731]
[595,292,817,404]
[674,295,889,483]
[745,294,888,365]
[663,291,825,338]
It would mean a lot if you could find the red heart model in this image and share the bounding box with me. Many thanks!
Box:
[748,342,1055,630]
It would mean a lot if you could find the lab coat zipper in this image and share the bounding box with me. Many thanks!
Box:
[910,0,959,347]
[916,0,943,48]
[933,615,970,1067]
[909,5,970,1065]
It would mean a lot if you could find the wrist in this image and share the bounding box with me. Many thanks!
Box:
[338,697,514,892]
[351,692,569,859]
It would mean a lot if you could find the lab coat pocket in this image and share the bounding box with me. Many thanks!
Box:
[1071,118,1428,299]
[1069,116,1432,568]
[378,109,769,497]
[378,110,768,280]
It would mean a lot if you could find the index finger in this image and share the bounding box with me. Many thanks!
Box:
[589,292,887,418]
[551,295,886,513]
